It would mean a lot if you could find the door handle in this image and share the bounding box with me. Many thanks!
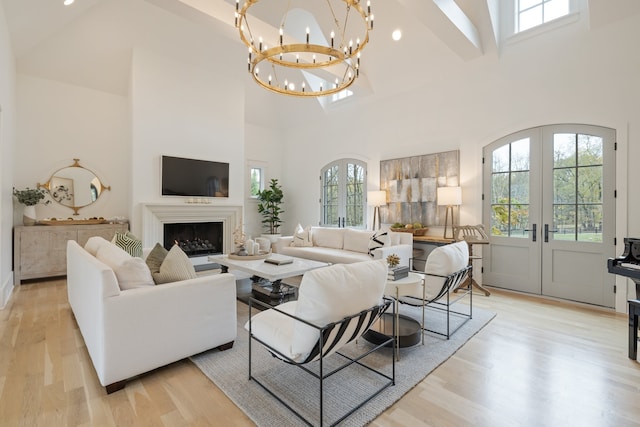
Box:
[544,224,559,242]
[524,224,537,242]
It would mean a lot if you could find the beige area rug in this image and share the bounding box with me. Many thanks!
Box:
[191,297,495,427]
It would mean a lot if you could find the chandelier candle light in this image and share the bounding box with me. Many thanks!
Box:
[235,0,374,97]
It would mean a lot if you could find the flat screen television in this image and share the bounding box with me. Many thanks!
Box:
[161,155,229,197]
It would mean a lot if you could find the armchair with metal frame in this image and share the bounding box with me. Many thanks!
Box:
[403,241,473,340]
[246,260,395,427]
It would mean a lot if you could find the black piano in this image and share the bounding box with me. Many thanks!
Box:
[607,237,640,360]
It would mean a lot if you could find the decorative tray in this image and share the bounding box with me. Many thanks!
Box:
[38,218,108,226]
[228,251,271,260]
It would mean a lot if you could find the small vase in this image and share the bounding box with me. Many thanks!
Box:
[23,205,37,226]
[235,246,248,256]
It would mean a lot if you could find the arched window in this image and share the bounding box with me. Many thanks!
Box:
[320,159,367,228]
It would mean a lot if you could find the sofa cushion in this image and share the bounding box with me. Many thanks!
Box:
[279,246,370,264]
[368,229,389,256]
[152,245,197,284]
[112,231,143,258]
[311,227,343,249]
[146,243,169,275]
[95,241,155,290]
[291,260,387,360]
[291,224,313,247]
[343,229,374,254]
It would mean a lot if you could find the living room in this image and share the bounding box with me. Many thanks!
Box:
[0,0,639,425]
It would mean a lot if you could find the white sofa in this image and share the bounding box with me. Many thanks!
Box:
[66,237,237,393]
[273,227,413,266]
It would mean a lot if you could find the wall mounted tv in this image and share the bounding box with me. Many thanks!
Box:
[161,155,229,197]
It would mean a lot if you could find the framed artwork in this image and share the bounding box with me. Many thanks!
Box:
[380,150,459,226]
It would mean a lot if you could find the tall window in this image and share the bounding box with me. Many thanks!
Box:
[248,161,266,198]
[490,138,531,237]
[516,0,570,33]
[320,159,367,228]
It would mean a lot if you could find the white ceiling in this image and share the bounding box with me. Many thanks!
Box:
[3,0,640,128]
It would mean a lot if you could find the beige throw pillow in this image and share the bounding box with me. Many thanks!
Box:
[152,245,197,284]
[291,224,313,247]
[146,243,169,275]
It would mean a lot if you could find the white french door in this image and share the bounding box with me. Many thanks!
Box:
[483,125,616,307]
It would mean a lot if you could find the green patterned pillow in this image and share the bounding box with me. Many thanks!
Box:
[145,243,168,275]
[112,231,143,258]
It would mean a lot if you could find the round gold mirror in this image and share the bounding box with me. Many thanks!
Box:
[38,159,111,215]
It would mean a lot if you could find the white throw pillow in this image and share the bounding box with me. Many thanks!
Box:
[84,236,107,256]
[152,245,197,284]
[291,224,313,247]
[96,241,155,290]
[291,259,387,360]
[343,229,374,254]
[311,227,344,249]
[368,229,389,256]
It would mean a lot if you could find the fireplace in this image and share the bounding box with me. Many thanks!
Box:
[142,204,242,257]
[164,222,223,257]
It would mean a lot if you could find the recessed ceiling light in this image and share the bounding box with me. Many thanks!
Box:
[392,29,402,41]
[63,0,75,6]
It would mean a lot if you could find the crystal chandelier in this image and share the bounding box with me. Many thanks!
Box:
[235,0,374,97]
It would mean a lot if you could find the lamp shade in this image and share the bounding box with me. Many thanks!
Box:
[367,190,387,206]
[437,186,462,206]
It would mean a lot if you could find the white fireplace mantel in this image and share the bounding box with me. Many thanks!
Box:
[141,203,242,254]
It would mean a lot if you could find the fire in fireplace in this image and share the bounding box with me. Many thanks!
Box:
[163,222,223,257]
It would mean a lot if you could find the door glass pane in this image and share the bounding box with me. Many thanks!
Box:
[578,165,602,204]
[493,145,510,172]
[491,173,510,203]
[511,171,530,204]
[511,138,530,171]
[553,133,576,167]
[553,168,576,203]
[345,163,365,227]
[322,166,339,226]
[554,205,575,240]
[578,205,603,242]
[491,206,509,236]
[578,134,603,166]
[510,203,530,237]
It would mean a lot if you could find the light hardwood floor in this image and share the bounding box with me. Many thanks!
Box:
[1,278,638,426]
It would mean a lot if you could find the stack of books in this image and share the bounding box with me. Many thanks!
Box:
[387,265,409,281]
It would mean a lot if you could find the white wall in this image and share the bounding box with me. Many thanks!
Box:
[281,11,640,308]
[0,2,16,307]
[14,75,129,222]
[244,123,285,239]
[129,48,245,236]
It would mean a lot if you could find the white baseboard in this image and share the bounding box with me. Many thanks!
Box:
[0,272,14,310]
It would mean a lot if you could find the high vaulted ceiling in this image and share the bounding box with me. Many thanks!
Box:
[3,0,640,128]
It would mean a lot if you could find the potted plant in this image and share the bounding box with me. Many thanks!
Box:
[257,178,284,242]
[13,187,50,226]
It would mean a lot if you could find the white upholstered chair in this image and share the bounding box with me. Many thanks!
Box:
[245,259,394,426]
[402,240,472,340]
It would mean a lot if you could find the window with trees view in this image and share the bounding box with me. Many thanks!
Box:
[552,133,603,242]
[321,159,366,228]
[491,138,531,238]
[249,165,265,198]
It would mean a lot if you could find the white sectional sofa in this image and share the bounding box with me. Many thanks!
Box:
[273,227,413,266]
[66,237,237,393]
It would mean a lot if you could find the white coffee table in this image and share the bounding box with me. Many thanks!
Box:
[208,254,329,305]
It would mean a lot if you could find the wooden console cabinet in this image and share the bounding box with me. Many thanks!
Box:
[13,223,128,285]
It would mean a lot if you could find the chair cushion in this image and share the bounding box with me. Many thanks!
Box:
[423,241,469,299]
[343,229,375,254]
[291,259,387,360]
[311,227,344,249]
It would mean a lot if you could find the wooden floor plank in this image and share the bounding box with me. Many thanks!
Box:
[0,279,638,426]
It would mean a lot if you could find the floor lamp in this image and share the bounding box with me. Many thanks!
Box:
[437,187,462,239]
[368,190,387,230]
